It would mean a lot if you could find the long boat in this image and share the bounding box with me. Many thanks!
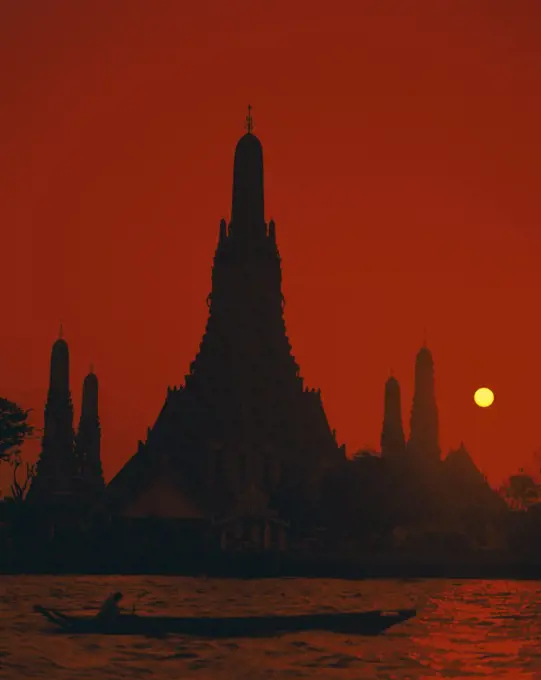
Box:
[34,604,416,637]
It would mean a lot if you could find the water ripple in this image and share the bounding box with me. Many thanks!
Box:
[1,576,540,679]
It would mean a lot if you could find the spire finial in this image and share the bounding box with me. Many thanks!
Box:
[245,104,253,134]
[59,322,63,339]
[90,362,94,374]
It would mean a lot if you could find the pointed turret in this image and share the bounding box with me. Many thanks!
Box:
[81,368,98,421]
[49,325,70,396]
[380,375,406,460]
[230,105,265,238]
[75,366,105,502]
[407,346,440,463]
[28,328,76,505]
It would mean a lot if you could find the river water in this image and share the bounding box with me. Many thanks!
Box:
[1,576,540,679]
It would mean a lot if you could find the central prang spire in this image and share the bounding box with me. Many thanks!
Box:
[231,105,265,235]
[103,111,346,529]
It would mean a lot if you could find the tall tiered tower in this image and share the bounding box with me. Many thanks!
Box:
[105,109,345,522]
[380,375,406,460]
[75,367,105,502]
[407,345,441,464]
[28,328,77,505]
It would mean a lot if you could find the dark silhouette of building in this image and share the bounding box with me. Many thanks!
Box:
[407,345,441,464]
[102,108,345,532]
[27,328,77,506]
[75,367,105,503]
[380,374,406,460]
[440,442,508,548]
[27,332,105,516]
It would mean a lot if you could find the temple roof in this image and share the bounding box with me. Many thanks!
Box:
[120,470,206,520]
[444,443,489,489]
[442,443,507,514]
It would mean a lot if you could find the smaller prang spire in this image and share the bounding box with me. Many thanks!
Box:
[27,331,75,504]
[381,375,406,460]
[75,368,104,501]
[49,326,70,397]
[80,371,99,421]
[407,345,441,464]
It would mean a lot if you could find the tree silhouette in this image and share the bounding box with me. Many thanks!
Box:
[8,458,36,503]
[499,469,541,511]
[0,397,34,464]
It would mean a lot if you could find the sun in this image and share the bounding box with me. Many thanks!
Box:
[474,387,494,408]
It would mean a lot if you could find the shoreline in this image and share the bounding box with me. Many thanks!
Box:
[2,552,541,580]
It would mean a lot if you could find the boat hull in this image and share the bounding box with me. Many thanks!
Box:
[34,606,416,637]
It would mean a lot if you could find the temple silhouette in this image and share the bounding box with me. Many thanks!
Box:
[27,328,104,510]
[103,108,345,527]
[9,108,512,574]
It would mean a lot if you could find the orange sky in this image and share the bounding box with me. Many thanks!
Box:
[1,0,541,493]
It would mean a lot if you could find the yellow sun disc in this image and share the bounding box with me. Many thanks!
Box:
[474,387,494,408]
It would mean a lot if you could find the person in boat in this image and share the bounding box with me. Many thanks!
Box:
[96,591,124,626]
